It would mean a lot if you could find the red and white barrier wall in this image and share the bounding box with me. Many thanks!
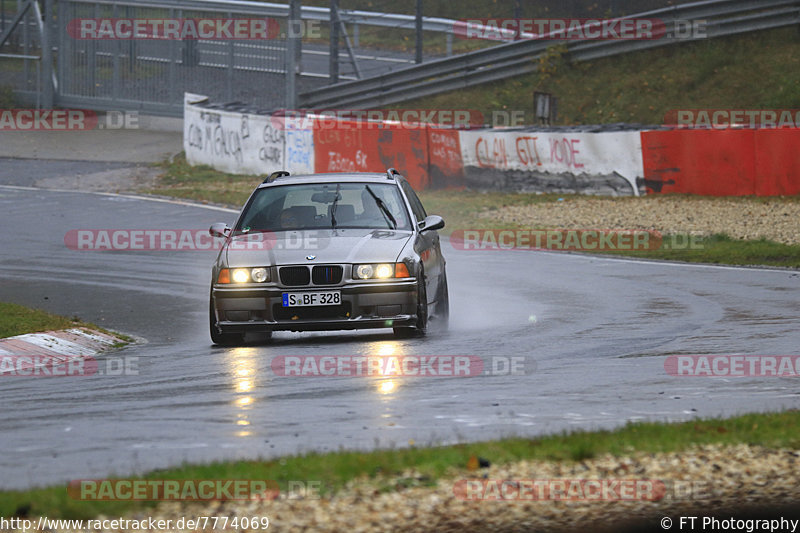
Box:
[312,119,432,190]
[183,93,315,176]
[458,130,643,195]
[184,94,800,196]
[641,129,800,196]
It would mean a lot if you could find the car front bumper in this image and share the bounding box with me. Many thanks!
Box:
[212,279,417,332]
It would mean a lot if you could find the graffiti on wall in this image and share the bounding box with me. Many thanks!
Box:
[460,130,643,195]
[471,134,587,170]
[186,110,244,164]
[259,122,285,165]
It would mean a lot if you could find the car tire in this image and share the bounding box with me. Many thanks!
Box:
[394,272,427,338]
[435,271,449,330]
[209,299,244,346]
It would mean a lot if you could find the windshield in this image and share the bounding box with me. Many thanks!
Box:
[235,182,413,233]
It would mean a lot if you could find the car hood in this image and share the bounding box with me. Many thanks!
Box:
[224,228,413,267]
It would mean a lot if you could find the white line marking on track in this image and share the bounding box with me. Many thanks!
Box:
[0,185,238,214]
[450,244,797,274]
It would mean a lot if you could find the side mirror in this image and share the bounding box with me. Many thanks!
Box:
[209,223,231,238]
[420,215,445,233]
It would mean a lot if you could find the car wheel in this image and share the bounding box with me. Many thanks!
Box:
[394,273,427,338]
[209,299,244,346]
[435,271,449,330]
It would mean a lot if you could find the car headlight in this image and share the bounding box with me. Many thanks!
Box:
[375,264,393,279]
[217,267,271,284]
[232,269,250,283]
[355,264,375,279]
[251,267,269,283]
[353,263,410,280]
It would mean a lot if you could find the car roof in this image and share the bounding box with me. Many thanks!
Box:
[257,172,401,189]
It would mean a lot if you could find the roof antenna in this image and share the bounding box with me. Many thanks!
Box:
[263,171,290,183]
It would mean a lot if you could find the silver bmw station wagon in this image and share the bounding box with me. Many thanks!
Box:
[208,168,448,344]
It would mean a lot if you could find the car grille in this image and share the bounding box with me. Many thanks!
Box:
[280,266,311,286]
[279,265,343,286]
[312,265,343,285]
[273,302,352,321]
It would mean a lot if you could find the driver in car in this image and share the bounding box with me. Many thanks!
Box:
[279,208,299,229]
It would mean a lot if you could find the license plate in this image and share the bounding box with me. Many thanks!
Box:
[282,291,342,307]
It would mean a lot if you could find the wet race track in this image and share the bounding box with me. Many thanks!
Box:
[1,185,799,490]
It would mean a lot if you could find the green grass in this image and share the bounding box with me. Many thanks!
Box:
[0,301,132,344]
[615,233,800,268]
[143,153,259,208]
[419,189,569,233]
[401,27,800,126]
[0,85,18,108]
[0,302,89,339]
[1,410,798,519]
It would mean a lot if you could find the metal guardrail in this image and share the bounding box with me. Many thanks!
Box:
[299,0,800,109]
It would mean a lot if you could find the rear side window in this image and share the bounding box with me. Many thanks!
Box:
[400,180,427,223]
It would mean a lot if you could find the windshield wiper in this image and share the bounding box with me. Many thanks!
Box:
[365,186,397,229]
[330,183,341,229]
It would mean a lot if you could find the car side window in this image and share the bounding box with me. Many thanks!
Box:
[400,181,427,223]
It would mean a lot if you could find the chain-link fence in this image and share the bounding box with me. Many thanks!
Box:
[1,0,44,106]
[55,0,301,115]
[304,0,697,20]
[0,0,720,115]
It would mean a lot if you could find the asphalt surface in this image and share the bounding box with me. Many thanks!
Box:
[0,131,182,163]
[1,183,799,491]
[0,159,134,184]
